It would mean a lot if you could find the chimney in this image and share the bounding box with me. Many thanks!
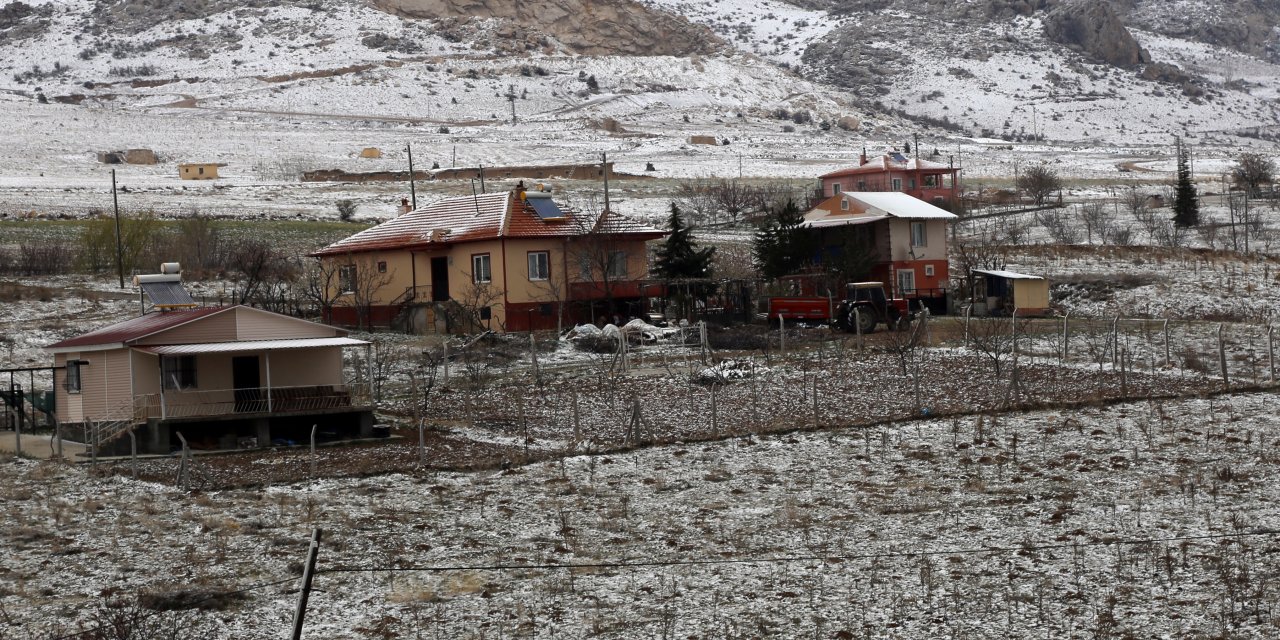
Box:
[860,146,867,166]
[399,198,411,215]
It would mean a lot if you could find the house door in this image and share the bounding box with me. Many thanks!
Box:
[430,257,450,301]
[232,356,261,413]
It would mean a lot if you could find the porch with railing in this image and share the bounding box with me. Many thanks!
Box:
[133,383,372,421]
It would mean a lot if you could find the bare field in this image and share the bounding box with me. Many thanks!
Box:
[3,388,1279,638]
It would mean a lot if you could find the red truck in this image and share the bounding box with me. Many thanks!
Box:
[768,282,911,333]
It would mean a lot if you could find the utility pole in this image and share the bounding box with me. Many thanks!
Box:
[507,84,517,124]
[601,152,611,213]
[290,527,323,640]
[406,143,417,210]
[111,169,124,289]
[478,164,486,194]
[452,145,456,169]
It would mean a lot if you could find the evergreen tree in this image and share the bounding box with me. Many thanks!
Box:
[654,203,715,281]
[654,203,715,318]
[753,199,815,279]
[1173,137,1200,228]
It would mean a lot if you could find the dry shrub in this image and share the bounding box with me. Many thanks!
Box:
[138,586,248,612]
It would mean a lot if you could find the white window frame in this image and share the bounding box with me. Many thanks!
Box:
[897,269,916,296]
[910,221,927,248]
[527,251,550,281]
[840,199,850,211]
[606,251,627,279]
[924,264,936,278]
[338,264,357,294]
[472,253,492,284]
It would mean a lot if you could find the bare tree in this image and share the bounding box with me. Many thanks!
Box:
[1232,152,1275,194]
[330,254,394,331]
[711,179,759,223]
[1079,202,1110,245]
[228,239,290,306]
[1017,164,1062,206]
[676,179,720,225]
[950,223,1007,304]
[301,258,346,321]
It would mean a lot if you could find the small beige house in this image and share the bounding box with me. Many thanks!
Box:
[45,305,374,454]
[179,163,219,180]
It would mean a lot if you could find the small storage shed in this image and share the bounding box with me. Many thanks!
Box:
[972,269,1050,316]
[179,163,219,180]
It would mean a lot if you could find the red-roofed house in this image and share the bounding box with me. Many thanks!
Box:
[820,151,960,209]
[310,184,667,332]
[44,305,374,455]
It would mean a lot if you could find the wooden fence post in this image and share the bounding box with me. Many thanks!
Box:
[854,308,863,351]
[1218,323,1229,388]
[310,424,318,483]
[811,375,819,428]
[290,527,323,640]
[571,391,582,452]
[529,332,540,385]
[175,431,190,490]
[1061,310,1069,363]
[1163,318,1171,368]
[710,383,719,438]
[442,342,450,387]
[1268,325,1276,385]
[1111,315,1120,369]
[964,304,972,348]
[128,428,137,480]
[779,315,786,358]
[417,418,427,466]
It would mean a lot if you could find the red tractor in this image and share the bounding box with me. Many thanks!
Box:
[767,282,911,333]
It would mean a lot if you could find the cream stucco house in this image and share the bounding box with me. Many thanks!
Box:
[310,184,666,333]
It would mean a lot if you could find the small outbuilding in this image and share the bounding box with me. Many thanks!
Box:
[971,269,1050,316]
[179,163,219,180]
[688,135,718,145]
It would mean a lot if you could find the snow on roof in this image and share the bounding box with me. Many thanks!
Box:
[842,192,958,219]
[800,213,891,229]
[312,190,663,257]
[820,154,956,179]
[973,269,1045,280]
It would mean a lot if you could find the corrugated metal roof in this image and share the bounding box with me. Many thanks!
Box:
[311,190,664,256]
[46,306,231,351]
[842,192,958,220]
[821,155,956,179]
[801,214,891,229]
[973,269,1044,280]
[135,337,369,355]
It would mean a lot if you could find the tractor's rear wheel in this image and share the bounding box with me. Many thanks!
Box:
[853,306,877,334]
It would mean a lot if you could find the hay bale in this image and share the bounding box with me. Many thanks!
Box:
[359,147,382,159]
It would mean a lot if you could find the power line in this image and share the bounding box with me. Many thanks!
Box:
[318,529,1278,575]
[49,576,297,640]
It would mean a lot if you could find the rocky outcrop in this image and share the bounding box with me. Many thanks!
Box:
[1043,0,1148,67]
[371,0,720,57]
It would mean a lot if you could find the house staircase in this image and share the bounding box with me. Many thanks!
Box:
[88,397,141,449]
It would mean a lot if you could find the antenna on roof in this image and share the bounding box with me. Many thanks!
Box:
[470,179,482,218]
